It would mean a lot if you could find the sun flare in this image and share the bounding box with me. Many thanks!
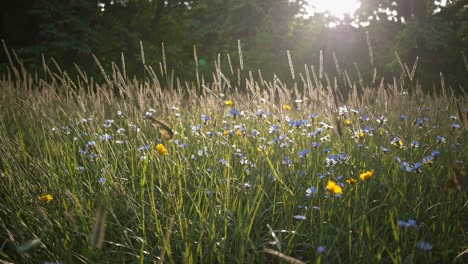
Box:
[305,0,361,19]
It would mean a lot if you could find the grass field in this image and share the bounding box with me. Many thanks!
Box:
[0,43,467,263]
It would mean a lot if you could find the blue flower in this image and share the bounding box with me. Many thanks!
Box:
[99,134,112,141]
[201,115,211,123]
[310,113,319,119]
[360,115,370,121]
[411,140,420,148]
[417,241,433,251]
[317,246,327,254]
[431,150,440,157]
[311,141,320,148]
[398,219,417,228]
[282,157,293,167]
[436,135,446,144]
[299,149,310,158]
[306,186,318,198]
[451,123,461,130]
[230,109,239,117]
[400,114,407,121]
[311,128,324,137]
[422,155,434,164]
[269,125,279,134]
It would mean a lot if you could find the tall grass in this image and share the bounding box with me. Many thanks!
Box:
[0,40,467,264]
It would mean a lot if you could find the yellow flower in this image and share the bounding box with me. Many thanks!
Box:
[223,130,230,136]
[283,104,292,111]
[327,180,343,194]
[39,194,53,203]
[235,130,243,137]
[225,100,233,106]
[359,170,374,181]
[358,130,365,138]
[344,119,352,125]
[156,143,168,155]
[346,178,357,184]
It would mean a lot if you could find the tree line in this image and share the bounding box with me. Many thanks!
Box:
[1,0,467,92]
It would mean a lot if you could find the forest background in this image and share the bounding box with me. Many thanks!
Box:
[1,0,467,93]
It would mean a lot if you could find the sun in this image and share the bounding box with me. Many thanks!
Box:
[305,0,361,19]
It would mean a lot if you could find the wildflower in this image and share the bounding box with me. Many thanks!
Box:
[311,141,320,148]
[400,114,407,121]
[436,135,446,144]
[391,137,404,148]
[282,157,293,167]
[138,145,150,151]
[338,106,349,116]
[344,119,352,126]
[99,134,112,141]
[380,146,391,153]
[431,150,440,157]
[306,186,318,198]
[299,149,309,158]
[225,100,233,106]
[39,194,53,203]
[398,219,417,228]
[230,109,239,118]
[103,119,114,128]
[327,180,343,195]
[400,162,414,172]
[293,215,307,220]
[257,109,266,118]
[346,178,357,184]
[376,116,388,125]
[359,170,374,181]
[452,123,461,130]
[76,166,85,173]
[411,140,420,148]
[156,144,168,155]
[283,104,292,111]
[310,113,319,119]
[201,115,211,124]
[98,177,106,184]
[422,156,433,165]
[414,117,428,127]
[416,241,433,251]
[360,115,370,121]
[357,130,365,140]
[317,246,327,254]
[414,162,422,173]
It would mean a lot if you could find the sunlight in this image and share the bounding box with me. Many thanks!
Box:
[305,0,361,19]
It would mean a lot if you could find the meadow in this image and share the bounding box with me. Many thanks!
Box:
[0,42,467,263]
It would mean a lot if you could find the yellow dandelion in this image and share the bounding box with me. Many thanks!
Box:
[223,130,230,136]
[283,104,292,111]
[359,170,374,181]
[344,119,352,125]
[39,194,53,203]
[156,143,168,155]
[327,180,343,195]
[225,100,233,106]
[346,178,357,184]
[358,130,365,140]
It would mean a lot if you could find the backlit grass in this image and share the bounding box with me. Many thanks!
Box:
[0,44,467,264]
